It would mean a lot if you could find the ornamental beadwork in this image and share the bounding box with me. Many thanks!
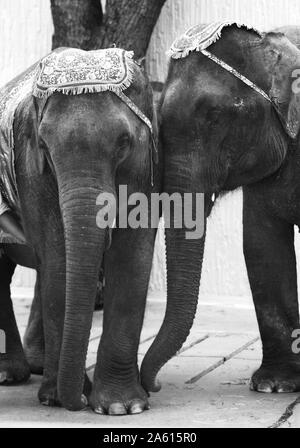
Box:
[33,48,135,97]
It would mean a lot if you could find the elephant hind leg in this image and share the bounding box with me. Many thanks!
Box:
[23,275,44,375]
[2,243,44,375]
[0,248,30,384]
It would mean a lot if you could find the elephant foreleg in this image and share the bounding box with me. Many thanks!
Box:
[243,187,300,393]
[90,227,156,415]
[0,249,30,383]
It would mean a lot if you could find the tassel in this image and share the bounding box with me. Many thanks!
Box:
[168,21,263,60]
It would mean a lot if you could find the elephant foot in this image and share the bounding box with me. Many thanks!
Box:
[38,376,61,407]
[38,372,92,408]
[89,380,149,415]
[250,364,300,393]
[23,346,44,375]
[0,355,31,384]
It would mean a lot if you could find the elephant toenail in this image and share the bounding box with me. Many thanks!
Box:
[257,381,273,393]
[277,382,295,393]
[129,401,146,414]
[41,399,50,406]
[81,394,88,407]
[0,372,7,383]
[94,406,105,415]
[108,403,127,415]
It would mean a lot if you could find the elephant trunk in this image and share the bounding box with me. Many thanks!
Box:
[57,179,109,410]
[141,156,206,392]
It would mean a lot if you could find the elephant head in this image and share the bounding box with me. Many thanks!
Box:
[141,25,300,392]
[16,55,156,410]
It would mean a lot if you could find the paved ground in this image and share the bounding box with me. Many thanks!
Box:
[0,288,300,428]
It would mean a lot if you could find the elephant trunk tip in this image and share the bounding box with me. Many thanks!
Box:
[141,365,162,394]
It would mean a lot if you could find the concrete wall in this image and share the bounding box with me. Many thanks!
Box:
[2,0,300,296]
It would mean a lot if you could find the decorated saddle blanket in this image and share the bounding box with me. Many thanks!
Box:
[33,47,135,97]
[0,47,151,243]
[168,21,262,59]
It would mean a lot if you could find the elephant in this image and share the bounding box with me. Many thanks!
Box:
[0,47,161,414]
[140,23,300,396]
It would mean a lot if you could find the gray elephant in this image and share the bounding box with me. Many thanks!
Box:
[0,47,161,414]
[140,23,300,396]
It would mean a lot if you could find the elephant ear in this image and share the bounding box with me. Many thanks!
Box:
[286,92,300,139]
[267,35,300,139]
[24,97,46,175]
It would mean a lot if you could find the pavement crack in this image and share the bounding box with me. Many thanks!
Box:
[269,396,300,428]
[185,336,259,384]
[178,334,209,354]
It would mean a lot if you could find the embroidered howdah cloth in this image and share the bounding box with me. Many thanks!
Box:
[33,48,135,97]
[168,21,262,59]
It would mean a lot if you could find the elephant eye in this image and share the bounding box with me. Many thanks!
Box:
[206,109,222,126]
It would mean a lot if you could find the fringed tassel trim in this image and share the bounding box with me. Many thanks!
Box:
[33,82,133,98]
[168,21,262,59]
